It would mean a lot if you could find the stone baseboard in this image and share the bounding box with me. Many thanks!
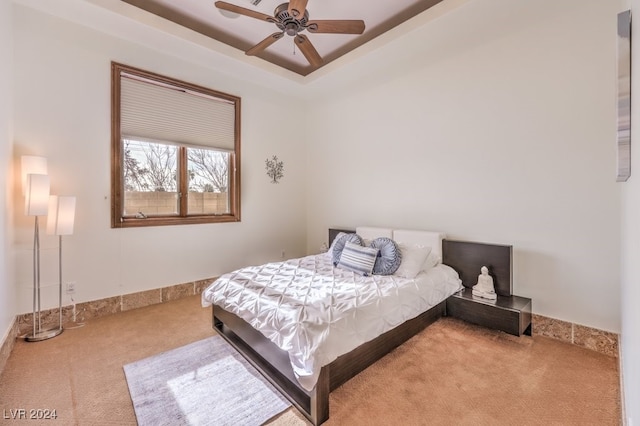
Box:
[15,277,217,335]
[532,314,619,357]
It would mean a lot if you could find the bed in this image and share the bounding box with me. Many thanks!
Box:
[201,227,463,425]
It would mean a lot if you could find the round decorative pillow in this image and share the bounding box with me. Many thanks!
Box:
[370,237,402,275]
[332,233,364,266]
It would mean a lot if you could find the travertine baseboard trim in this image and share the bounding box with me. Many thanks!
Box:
[0,318,19,378]
[15,277,217,336]
[532,313,619,357]
[9,285,618,359]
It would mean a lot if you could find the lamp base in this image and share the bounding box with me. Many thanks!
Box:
[25,327,63,342]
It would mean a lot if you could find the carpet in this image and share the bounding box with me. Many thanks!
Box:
[123,336,291,426]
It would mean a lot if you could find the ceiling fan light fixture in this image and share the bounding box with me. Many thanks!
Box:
[284,22,298,36]
[214,1,365,68]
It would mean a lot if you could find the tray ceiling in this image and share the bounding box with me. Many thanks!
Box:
[120,0,445,76]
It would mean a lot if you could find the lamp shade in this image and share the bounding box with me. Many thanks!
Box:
[21,156,47,195]
[47,196,76,236]
[24,174,50,216]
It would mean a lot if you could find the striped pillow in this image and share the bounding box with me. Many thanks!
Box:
[337,242,379,276]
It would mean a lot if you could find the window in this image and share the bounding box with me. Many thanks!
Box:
[111,62,241,227]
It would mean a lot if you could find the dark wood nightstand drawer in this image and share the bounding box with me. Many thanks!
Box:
[446,288,532,336]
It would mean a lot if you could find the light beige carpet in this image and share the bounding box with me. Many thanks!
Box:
[313,317,621,426]
[0,295,620,425]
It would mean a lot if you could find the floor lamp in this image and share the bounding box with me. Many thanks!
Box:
[24,172,61,341]
[47,195,76,334]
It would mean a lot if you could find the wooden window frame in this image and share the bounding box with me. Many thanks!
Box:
[111,62,241,228]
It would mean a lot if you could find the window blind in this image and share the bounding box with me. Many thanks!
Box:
[120,75,236,149]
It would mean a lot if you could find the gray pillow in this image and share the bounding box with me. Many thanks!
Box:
[332,233,364,266]
[337,242,379,276]
[370,237,402,275]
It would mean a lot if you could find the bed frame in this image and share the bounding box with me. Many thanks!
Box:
[210,230,492,425]
[213,300,444,425]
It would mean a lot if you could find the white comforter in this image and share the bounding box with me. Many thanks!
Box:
[201,253,462,391]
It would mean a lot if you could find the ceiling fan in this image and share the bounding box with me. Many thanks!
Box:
[214,0,366,68]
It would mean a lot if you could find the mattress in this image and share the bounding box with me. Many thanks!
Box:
[201,252,462,391]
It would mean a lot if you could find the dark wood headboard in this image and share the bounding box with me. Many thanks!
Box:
[442,239,513,297]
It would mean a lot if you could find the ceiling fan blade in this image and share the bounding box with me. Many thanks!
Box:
[295,34,323,68]
[215,1,275,22]
[288,0,308,18]
[307,20,366,34]
[246,32,284,56]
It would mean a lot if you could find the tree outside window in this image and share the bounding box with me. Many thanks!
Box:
[111,62,241,227]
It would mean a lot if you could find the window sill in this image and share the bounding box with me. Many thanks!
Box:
[112,214,240,228]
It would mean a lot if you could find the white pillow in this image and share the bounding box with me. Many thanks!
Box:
[395,244,432,279]
[422,252,441,272]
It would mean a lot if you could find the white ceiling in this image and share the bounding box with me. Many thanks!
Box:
[12,0,478,92]
[118,0,446,76]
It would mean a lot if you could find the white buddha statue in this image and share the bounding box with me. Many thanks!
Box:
[472,266,497,300]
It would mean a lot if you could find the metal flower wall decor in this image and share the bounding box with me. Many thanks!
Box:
[265,155,284,184]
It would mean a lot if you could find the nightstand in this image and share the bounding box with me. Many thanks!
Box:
[446,288,532,336]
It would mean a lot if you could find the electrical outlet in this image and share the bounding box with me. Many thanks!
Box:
[66,282,76,294]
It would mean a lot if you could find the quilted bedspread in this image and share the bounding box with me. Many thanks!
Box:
[201,253,462,391]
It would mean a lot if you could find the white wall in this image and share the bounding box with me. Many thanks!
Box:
[0,0,16,343]
[622,0,639,422]
[11,3,308,312]
[305,0,622,332]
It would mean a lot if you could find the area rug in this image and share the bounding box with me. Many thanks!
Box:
[123,336,291,426]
